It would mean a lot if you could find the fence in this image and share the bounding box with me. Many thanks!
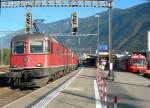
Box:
[96,69,107,108]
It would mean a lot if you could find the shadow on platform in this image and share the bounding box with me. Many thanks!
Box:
[107,93,146,108]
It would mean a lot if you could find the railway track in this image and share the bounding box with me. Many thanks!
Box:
[0,87,33,107]
[139,73,150,79]
[0,75,35,108]
[0,66,80,107]
[0,66,34,107]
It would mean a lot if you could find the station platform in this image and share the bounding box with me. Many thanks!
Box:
[3,67,99,108]
[101,70,150,108]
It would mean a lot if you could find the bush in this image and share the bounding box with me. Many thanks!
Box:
[0,48,10,65]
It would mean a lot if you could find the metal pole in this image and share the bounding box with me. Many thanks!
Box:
[107,0,114,80]
[0,37,3,66]
[95,15,100,67]
[95,15,100,51]
[97,16,100,49]
[97,16,100,68]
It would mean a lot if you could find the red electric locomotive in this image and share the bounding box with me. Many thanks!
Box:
[8,33,78,88]
[118,54,147,74]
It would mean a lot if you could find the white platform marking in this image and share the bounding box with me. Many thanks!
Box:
[94,80,102,108]
[31,69,83,108]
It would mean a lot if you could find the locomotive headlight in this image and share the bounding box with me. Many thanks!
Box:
[36,63,43,67]
[11,65,17,68]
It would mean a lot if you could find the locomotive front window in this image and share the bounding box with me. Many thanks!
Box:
[13,41,24,54]
[30,41,44,53]
[131,59,146,66]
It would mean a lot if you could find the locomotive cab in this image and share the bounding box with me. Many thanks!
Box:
[118,54,147,74]
[9,34,50,88]
[129,57,147,74]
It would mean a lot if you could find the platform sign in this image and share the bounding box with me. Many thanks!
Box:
[98,44,108,52]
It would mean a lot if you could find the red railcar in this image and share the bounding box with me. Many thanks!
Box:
[9,33,78,88]
[118,54,147,74]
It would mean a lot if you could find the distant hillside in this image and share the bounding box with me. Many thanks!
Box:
[3,2,150,53]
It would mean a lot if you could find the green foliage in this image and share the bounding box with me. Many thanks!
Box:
[0,49,10,65]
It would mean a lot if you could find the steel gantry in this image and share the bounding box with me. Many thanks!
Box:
[0,0,111,8]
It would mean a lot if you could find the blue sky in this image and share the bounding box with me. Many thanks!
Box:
[0,0,147,31]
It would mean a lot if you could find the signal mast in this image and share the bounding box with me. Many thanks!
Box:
[25,12,32,34]
[25,6,32,34]
[71,11,78,36]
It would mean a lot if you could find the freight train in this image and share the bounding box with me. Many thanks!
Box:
[118,54,147,75]
[8,33,78,88]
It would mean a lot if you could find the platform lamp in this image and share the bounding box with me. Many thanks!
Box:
[95,15,100,51]
[0,36,3,66]
[95,15,101,67]
[106,0,114,81]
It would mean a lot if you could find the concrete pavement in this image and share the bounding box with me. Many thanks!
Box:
[101,70,150,108]
[45,67,96,108]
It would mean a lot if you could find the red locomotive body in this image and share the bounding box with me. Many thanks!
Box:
[119,54,147,74]
[9,34,78,88]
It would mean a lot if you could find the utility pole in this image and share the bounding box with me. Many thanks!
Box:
[0,37,3,66]
[95,15,100,67]
[107,0,114,81]
[95,15,100,51]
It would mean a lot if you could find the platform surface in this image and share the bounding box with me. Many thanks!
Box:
[3,67,98,108]
[101,70,150,108]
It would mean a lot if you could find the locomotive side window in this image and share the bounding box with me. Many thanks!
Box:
[57,48,60,56]
[30,41,44,53]
[13,41,24,54]
[51,42,53,54]
[63,47,65,56]
[45,40,50,53]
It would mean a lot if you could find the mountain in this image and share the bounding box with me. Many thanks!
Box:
[34,2,150,52]
[112,3,150,51]
[3,2,150,53]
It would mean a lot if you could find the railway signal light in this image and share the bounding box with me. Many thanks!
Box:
[25,12,32,33]
[71,11,78,35]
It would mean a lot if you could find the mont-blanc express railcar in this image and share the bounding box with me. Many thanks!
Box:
[118,54,147,74]
[8,33,78,88]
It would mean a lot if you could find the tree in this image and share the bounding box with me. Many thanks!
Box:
[0,48,10,65]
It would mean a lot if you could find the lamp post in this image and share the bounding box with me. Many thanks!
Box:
[0,37,3,66]
[95,15,100,67]
[95,15,100,50]
[95,15,100,66]
[107,0,114,80]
